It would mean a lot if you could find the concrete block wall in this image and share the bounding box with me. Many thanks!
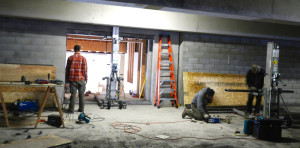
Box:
[278,46,300,106]
[0,17,66,80]
[0,17,66,100]
[178,33,300,106]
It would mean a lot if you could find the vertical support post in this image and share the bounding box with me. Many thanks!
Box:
[110,26,120,100]
[263,42,280,119]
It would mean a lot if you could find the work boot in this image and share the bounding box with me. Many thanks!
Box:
[77,109,83,112]
[182,108,188,118]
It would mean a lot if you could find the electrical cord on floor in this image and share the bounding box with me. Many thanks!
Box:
[110,121,257,141]
[90,114,105,122]
[65,123,96,129]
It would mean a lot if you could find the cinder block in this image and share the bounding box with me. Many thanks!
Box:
[0,36,15,43]
[22,45,39,51]
[188,58,198,63]
[2,50,15,57]
[230,48,240,54]
[204,64,214,69]
[0,43,8,51]
[32,38,46,45]
[7,44,22,51]
[193,64,204,69]
[209,47,220,53]
[198,59,210,64]
[30,52,46,59]
[46,37,66,46]
[188,70,199,72]
[220,70,230,74]
[215,43,225,48]
[183,63,194,68]
[292,84,300,89]
[209,70,220,73]
[220,48,230,54]
[15,51,30,58]
[198,70,208,73]
[16,37,32,45]
[199,46,208,52]
[209,59,219,64]
[205,43,215,47]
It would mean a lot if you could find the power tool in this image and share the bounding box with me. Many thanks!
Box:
[78,112,90,123]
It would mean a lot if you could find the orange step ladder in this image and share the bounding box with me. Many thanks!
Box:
[154,35,178,109]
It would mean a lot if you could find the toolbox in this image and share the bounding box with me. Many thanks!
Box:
[252,119,282,140]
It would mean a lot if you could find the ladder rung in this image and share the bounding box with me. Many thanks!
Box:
[161,53,171,56]
[160,70,174,73]
[160,85,171,88]
[160,89,175,95]
[160,80,174,82]
[161,44,169,46]
[159,98,176,101]
[160,89,175,92]
[161,61,172,64]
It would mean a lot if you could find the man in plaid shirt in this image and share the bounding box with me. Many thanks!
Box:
[65,45,88,113]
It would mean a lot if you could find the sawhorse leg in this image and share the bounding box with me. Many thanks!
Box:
[35,86,50,128]
[53,87,65,127]
[34,86,65,128]
[0,90,9,127]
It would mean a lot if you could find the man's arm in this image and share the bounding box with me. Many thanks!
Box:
[65,57,71,83]
[246,70,252,87]
[197,95,206,114]
[82,57,88,82]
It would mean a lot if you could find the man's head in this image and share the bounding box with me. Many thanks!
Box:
[74,45,81,52]
[251,64,260,73]
[205,87,215,103]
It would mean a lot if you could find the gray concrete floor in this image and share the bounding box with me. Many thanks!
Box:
[0,104,300,148]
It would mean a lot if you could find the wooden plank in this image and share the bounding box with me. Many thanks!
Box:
[0,134,72,148]
[139,40,147,98]
[0,64,56,82]
[136,43,142,96]
[183,72,264,106]
[67,38,127,53]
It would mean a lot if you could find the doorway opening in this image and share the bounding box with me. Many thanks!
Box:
[64,33,149,104]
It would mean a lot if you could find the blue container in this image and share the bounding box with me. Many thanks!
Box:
[207,118,220,123]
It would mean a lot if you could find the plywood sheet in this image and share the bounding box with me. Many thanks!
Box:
[0,64,56,82]
[183,72,263,106]
[0,134,71,148]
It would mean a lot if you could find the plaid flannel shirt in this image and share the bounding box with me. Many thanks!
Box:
[66,52,87,82]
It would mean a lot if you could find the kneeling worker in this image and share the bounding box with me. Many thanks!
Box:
[182,87,215,120]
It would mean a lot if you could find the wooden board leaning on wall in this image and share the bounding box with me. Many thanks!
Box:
[183,72,264,106]
[0,64,56,82]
